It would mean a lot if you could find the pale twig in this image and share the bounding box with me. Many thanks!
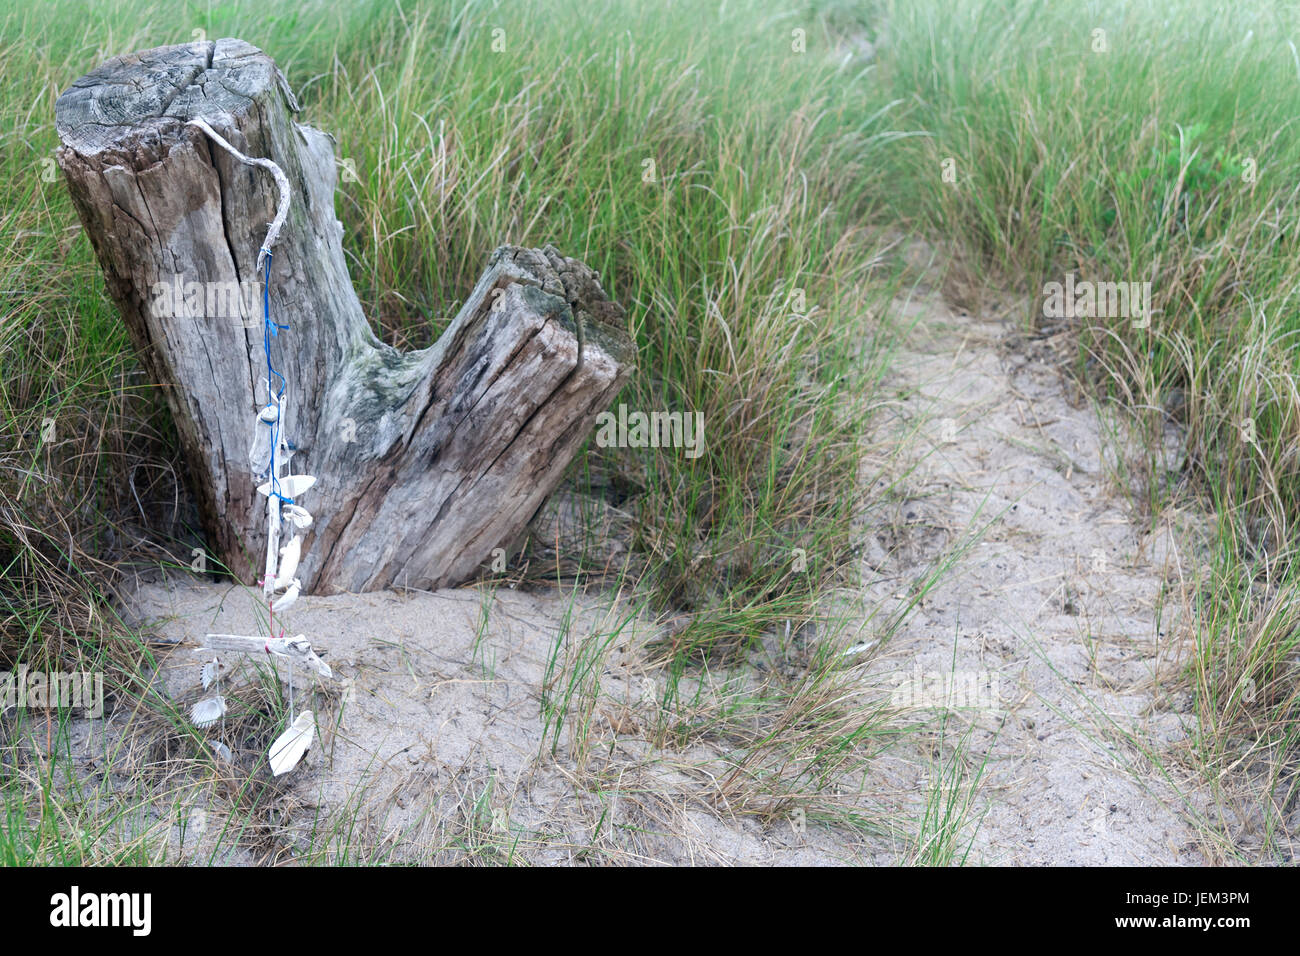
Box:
[185,118,291,274]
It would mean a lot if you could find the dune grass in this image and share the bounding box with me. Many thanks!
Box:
[0,0,905,661]
[0,0,914,862]
[861,0,1300,849]
[6,0,1300,862]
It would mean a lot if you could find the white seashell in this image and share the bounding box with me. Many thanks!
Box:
[200,657,220,690]
[248,421,273,476]
[257,474,316,499]
[276,536,302,587]
[190,696,227,729]
[841,640,877,657]
[249,396,284,474]
[282,504,313,530]
[271,579,300,613]
[268,710,315,776]
[212,741,233,763]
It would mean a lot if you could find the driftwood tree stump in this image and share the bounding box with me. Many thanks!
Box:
[55,38,634,593]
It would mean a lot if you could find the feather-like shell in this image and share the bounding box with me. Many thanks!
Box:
[271,579,300,613]
[276,536,302,588]
[268,710,315,776]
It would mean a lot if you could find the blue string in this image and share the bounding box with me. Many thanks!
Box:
[261,251,294,505]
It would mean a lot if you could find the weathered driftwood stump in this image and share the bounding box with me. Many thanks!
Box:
[55,38,634,593]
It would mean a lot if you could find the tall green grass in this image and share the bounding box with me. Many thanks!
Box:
[0,0,911,664]
[867,0,1300,839]
[0,0,913,859]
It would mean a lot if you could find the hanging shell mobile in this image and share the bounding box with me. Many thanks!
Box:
[184,118,333,776]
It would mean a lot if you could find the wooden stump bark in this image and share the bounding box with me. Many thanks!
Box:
[55,38,634,594]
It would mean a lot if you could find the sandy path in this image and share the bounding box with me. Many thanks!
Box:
[851,290,1209,863]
